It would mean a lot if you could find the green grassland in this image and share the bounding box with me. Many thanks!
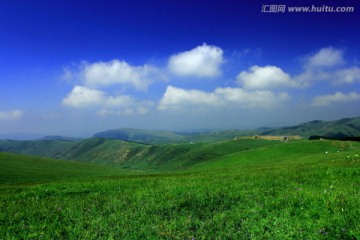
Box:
[0,152,127,184]
[1,139,360,239]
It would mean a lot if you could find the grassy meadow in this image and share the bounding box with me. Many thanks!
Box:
[1,139,360,239]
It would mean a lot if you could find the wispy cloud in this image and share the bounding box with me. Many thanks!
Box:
[332,67,360,85]
[311,92,360,106]
[0,110,23,120]
[295,46,359,87]
[98,106,150,116]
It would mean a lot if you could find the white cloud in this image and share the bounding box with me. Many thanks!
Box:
[333,67,360,85]
[62,86,105,108]
[215,87,290,108]
[168,44,223,78]
[311,92,360,106]
[295,47,351,85]
[295,69,331,85]
[158,85,290,110]
[0,110,23,120]
[63,85,152,116]
[61,58,164,115]
[158,86,219,110]
[98,106,149,116]
[61,67,74,83]
[62,85,136,108]
[67,59,164,91]
[236,65,297,90]
[295,66,360,86]
[305,46,345,69]
[105,95,134,107]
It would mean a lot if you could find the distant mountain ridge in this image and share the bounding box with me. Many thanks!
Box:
[1,116,359,143]
[261,116,360,138]
[37,135,82,141]
[92,116,360,143]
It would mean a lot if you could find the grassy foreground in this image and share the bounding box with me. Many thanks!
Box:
[1,140,360,239]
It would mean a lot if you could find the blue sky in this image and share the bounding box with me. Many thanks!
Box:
[1,0,360,137]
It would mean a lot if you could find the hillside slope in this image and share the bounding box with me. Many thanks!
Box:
[192,139,360,171]
[93,128,261,144]
[93,128,186,144]
[2,139,358,183]
[0,138,148,165]
[0,138,281,171]
[0,152,126,184]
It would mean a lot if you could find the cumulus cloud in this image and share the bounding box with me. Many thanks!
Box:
[236,65,297,90]
[61,45,359,119]
[305,46,345,69]
[158,85,290,110]
[62,85,152,115]
[311,92,360,106]
[62,86,105,108]
[157,86,219,110]
[66,59,165,91]
[168,44,223,78]
[61,58,164,116]
[0,110,23,120]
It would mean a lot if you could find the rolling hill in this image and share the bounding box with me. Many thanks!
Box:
[0,116,359,172]
[93,128,262,144]
[0,138,146,165]
[0,138,281,171]
[2,136,358,182]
